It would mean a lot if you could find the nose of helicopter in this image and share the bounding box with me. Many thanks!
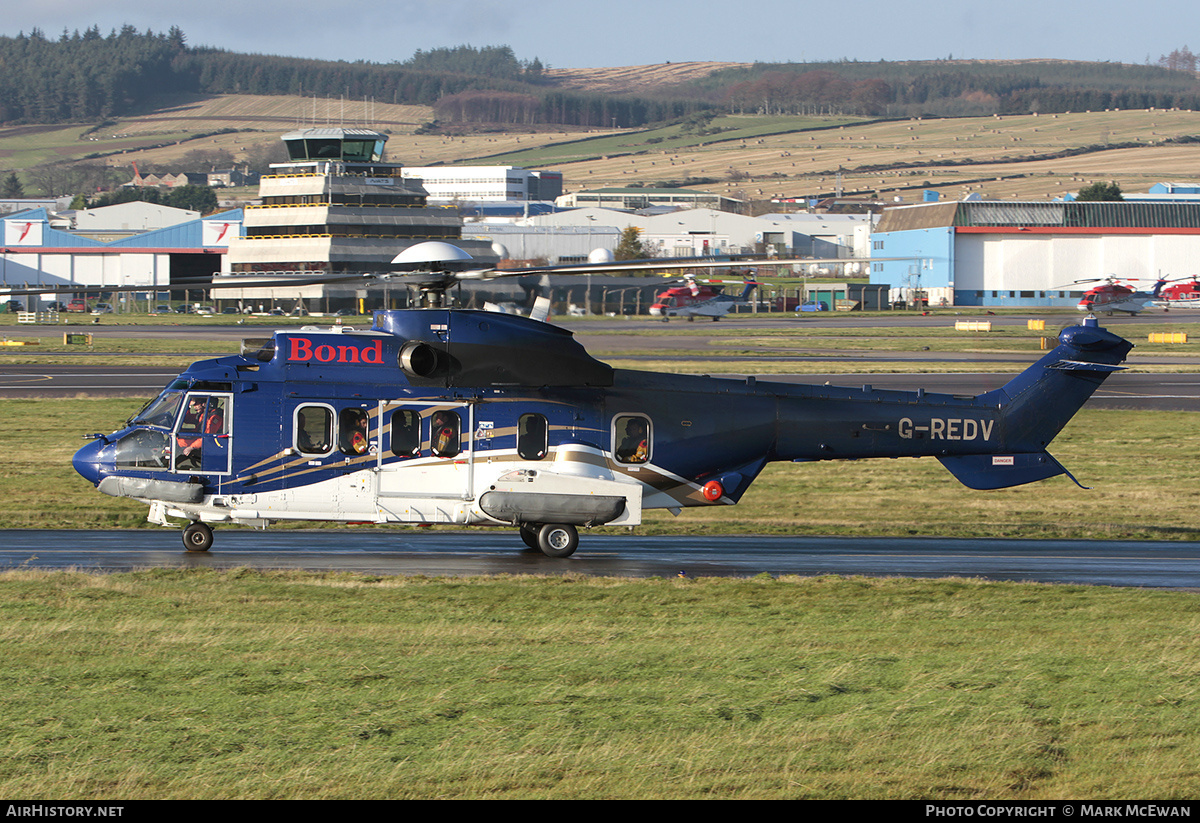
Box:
[72,438,105,485]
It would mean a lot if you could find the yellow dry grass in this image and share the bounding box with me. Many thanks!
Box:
[97,94,608,173]
[545,61,749,94]
[33,92,1200,206]
[536,109,1200,201]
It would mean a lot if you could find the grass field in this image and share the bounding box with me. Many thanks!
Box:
[1,570,1197,799]
[5,98,1200,204]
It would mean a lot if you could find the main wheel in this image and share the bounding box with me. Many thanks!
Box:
[182,522,213,552]
[537,523,579,558]
[519,523,540,551]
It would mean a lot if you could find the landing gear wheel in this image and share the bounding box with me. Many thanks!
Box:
[519,523,540,551]
[537,523,579,558]
[182,522,213,552]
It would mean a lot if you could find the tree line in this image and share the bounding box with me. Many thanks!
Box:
[691,57,1200,117]
[2,27,1199,129]
[0,28,692,128]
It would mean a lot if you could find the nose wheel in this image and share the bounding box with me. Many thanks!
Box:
[182,522,213,552]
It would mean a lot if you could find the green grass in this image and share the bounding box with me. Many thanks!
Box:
[0,570,1197,799]
[0,124,197,168]
[473,115,863,166]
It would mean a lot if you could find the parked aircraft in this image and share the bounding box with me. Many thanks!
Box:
[1067,276,1166,315]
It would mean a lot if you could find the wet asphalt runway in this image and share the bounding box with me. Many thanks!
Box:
[2,530,1198,589]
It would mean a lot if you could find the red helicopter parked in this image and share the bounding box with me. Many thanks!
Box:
[1064,275,1166,315]
[1151,277,1200,310]
[648,272,759,321]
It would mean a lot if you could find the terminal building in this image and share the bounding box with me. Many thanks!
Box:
[869,199,1200,307]
[399,166,562,204]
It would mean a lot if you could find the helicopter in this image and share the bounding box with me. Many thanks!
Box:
[648,272,758,321]
[1066,275,1166,315]
[1150,276,1200,310]
[70,242,1133,558]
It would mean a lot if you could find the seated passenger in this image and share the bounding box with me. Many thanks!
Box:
[616,417,649,464]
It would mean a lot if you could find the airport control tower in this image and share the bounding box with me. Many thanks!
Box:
[221,127,496,307]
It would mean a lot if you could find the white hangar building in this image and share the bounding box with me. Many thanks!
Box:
[869,200,1200,307]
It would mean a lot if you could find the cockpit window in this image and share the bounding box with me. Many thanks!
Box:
[179,395,227,436]
[113,429,171,470]
[130,390,184,428]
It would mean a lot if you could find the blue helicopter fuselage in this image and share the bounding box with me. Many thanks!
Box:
[71,309,1132,554]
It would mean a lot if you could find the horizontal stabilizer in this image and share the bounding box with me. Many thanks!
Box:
[1046,359,1126,373]
[936,451,1070,490]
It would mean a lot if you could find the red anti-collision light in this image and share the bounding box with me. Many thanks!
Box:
[702,481,724,501]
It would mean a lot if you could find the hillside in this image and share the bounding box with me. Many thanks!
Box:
[545,62,749,95]
[5,28,1200,130]
[29,100,1196,207]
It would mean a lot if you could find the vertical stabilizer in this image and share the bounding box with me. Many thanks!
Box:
[938,316,1131,489]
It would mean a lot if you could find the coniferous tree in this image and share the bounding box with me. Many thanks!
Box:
[2,171,25,198]
[615,226,647,260]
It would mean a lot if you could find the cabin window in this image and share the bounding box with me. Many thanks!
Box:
[430,410,460,458]
[339,408,370,456]
[295,405,333,455]
[518,413,548,461]
[613,414,651,465]
[390,410,420,457]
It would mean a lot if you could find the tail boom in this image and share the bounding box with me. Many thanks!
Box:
[771,316,1131,489]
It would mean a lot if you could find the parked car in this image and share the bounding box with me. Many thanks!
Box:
[4,300,23,313]
[67,299,87,312]
[194,305,215,316]
[91,303,113,314]
[221,307,240,315]
[152,305,173,314]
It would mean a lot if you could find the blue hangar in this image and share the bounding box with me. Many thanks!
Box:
[868,199,1200,308]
